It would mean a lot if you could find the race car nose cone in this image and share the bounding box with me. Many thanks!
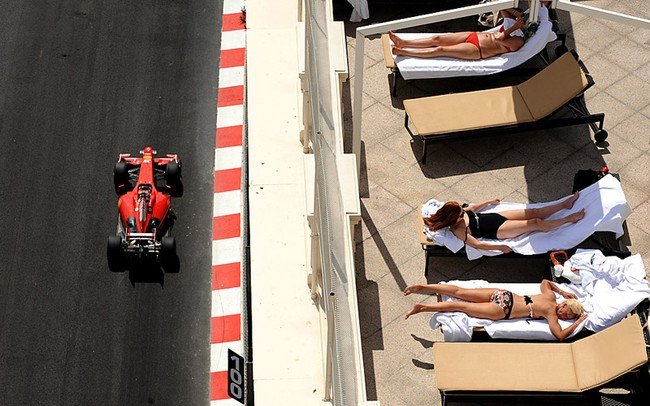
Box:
[143,146,153,153]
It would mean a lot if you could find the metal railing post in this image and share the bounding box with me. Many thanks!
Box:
[352,30,365,180]
[324,291,335,401]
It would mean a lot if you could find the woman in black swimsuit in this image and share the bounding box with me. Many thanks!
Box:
[423,192,585,253]
[404,280,588,341]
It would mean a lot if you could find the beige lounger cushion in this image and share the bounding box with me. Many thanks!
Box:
[404,87,534,136]
[518,52,590,120]
[381,34,396,69]
[433,314,647,392]
[404,52,590,136]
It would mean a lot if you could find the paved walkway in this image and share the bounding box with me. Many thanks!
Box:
[337,1,649,404]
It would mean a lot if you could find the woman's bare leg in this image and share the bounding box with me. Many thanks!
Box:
[405,301,504,320]
[404,284,495,303]
[388,31,474,48]
[496,210,585,239]
[498,192,580,221]
[393,43,481,60]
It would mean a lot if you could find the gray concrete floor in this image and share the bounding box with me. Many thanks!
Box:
[336,0,650,404]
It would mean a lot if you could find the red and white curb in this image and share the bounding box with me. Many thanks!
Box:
[211,0,246,404]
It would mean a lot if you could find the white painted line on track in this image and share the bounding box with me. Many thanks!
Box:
[211,341,244,372]
[212,237,242,266]
[218,66,245,89]
[212,287,242,317]
[211,398,243,406]
[216,105,245,128]
[213,190,242,217]
[214,146,243,171]
[222,0,246,15]
[220,30,246,50]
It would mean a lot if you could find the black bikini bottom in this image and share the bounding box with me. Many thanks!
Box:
[477,213,507,239]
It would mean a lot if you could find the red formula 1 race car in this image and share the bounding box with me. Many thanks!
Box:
[107,146,182,271]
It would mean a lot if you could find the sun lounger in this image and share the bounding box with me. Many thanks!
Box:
[418,174,631,276]
[430,252,650,341]
[433,314,649,405]
[403,50,606,164]
[382,6,566,96]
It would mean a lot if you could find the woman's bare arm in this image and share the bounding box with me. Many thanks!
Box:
[466,198,500,212]
[541,279,578,299]
[461,232,512,253]
[548,313,588,341]
[500,8,523,20]
[502,16,526,38]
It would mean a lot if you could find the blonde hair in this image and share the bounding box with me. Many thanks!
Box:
[564,299,584,316]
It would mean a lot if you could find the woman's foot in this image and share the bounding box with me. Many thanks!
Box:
[388,30,404,47]
[563,191,579,209]
[392,47,406,56]
[405,303,428,319]
[568,209,585,223]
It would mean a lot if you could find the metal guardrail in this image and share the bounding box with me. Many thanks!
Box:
[305,0,360,404]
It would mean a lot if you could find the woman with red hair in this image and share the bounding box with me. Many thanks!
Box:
[424,193,584,253]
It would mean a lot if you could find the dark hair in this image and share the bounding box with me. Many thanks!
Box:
[523,21,539,39]
[423,201,463,231]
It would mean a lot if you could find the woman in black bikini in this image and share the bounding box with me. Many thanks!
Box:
[424,192,585,254]
[404,280,588,341]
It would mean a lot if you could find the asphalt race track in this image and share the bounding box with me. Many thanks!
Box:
[0,1,219,404]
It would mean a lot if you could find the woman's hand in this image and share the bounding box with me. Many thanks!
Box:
[577,313,588,323]
[499,245,513,253]
[513,16,525,29]
[561,291,578,300]
[490,198,501,205]
[404,285,422,296]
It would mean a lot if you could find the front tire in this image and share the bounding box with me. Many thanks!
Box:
[165,162,183,197]
[107,236,124,272]
[114,162,129,195]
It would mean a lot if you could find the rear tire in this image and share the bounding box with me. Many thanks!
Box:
[161,236,176,258]
[107,236,124,272]
[161,236,179,273]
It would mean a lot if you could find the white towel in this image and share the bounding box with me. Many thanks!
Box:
[568,250,650,331]
[347,0,369,22]
[422,174,631,260]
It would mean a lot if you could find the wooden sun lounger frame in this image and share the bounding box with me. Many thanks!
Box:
[436,300,650,405]
[419,216,628,277]
[403,50,607,165]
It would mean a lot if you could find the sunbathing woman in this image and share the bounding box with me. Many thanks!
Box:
[404,279,588,341]
[389,9,527,60]
[424,193,585,254]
